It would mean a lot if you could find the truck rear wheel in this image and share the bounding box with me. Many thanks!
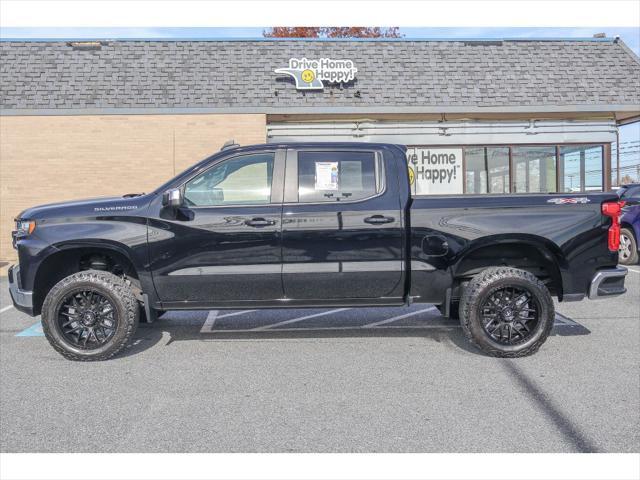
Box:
[459,267,554,357]
[41,270,139,361]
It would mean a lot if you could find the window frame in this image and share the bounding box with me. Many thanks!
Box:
[179,149,285,208]
[462,146,511,195]
[558,144,605,193]
[283,148,387,205]
[510,145,559,194]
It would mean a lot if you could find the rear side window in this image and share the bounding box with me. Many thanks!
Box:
[297,151,384,202]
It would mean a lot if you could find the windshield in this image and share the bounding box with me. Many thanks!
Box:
[617,185,640,199]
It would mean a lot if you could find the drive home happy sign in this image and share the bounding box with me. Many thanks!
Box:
[407,147,464,195]
[275,58,358,90]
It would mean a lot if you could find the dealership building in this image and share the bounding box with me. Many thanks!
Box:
[1,37,639,260]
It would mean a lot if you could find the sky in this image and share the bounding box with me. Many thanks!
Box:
[0,26,636,43]
[2,26,639,179]
[2,26,639,54]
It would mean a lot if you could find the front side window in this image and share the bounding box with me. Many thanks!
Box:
[464,147,510,194]
[297,151,383,202]
[184,153,274,206]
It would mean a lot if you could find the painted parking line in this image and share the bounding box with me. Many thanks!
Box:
[0,305,14,314]
[200,310,219,333]
[626,267,640,274]
[211,324,461,333]
[13,309,581,337]
[362,306,437,328]
[251,308,351,331]
[218,310,258,319]
[15,321,44,337]
[200,310,258,333]
[198,308,579,334]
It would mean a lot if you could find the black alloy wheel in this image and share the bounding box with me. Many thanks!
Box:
[41,270,139,361]
[57,289,118,349]
[619,228,638,265]
[459,266,555,357]
[479,286,539,345]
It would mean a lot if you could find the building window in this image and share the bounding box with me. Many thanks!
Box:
[512,146,557,193]
[464,147,510,194]
[408,143,607,195]
[559,145,603,192]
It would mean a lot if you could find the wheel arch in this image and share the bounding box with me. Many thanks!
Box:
[620,221,636,238]
[451,234,566,299]
[32,240,146,316]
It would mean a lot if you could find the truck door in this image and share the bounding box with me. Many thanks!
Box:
[147,149,285,306]
[281,147,405,302]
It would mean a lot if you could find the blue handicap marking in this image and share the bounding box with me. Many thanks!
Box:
[16,321,44,337]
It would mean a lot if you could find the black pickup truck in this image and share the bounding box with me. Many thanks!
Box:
[9,142,628,360]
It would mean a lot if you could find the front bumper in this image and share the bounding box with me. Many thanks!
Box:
[588,266,628,300]
[8,265,34,315]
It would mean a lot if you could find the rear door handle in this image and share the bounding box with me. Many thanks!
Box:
[364,215,395,225]
[245,217,276,227]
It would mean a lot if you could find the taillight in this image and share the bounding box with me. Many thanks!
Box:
[601,200,626,252]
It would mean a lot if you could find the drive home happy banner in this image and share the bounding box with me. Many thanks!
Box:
[407,147,463,195]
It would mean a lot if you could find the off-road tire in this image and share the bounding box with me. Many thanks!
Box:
[41,270,139,361]
[619,228,638,265]
[459,267,554,357]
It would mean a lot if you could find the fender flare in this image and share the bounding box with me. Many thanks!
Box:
[451,234,567,297]
[34,239,157,311]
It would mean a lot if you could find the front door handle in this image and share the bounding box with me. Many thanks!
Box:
[245,217,276,227]
[364,215,395,225]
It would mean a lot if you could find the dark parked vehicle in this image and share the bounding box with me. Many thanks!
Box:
[9,142,628,360]
[618,183,640,265]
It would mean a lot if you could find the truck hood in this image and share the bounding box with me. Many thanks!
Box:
[17,194,153,220]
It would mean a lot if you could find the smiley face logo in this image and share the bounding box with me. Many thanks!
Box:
[408,167,415,185]
[301,69,316,83]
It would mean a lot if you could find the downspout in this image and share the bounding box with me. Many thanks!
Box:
[615,122,621,187]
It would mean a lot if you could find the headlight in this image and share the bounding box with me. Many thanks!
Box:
[15,220,36,236]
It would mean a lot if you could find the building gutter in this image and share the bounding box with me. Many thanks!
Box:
[616,115,640,126]
[1,105,639,117]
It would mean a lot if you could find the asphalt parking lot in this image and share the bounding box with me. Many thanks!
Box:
[1,268,638,453]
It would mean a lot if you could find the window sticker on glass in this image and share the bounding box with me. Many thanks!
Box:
[315,162,339,190]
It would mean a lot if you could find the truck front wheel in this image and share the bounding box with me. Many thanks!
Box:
[41,270,139,361]
[459,267,554,357]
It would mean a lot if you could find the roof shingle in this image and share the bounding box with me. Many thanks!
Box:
[1,39,639,112]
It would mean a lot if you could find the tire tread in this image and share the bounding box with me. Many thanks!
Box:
[459,266,554,358]
[41,270,138,361]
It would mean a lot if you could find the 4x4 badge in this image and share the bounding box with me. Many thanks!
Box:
[547,197,591,204]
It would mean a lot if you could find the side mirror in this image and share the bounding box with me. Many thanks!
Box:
[162,188,183,208]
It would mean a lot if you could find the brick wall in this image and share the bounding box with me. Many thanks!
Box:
[0,114,266,261]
